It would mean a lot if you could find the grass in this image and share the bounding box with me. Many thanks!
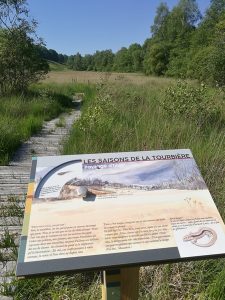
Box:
[14,273,101,300]
[0,82,94,165]
[55,116,66,127]
[44,70,175,86]
[1,74,225,299]
[48,60,69,72]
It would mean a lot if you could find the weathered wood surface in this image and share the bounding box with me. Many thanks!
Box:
[102,267,139,300]
[0,107,81,296]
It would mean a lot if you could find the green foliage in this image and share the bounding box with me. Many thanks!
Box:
[48,60,69,71]
[189,45,225,86]
[0,0,28,29]
[144,42,170,75]
[0,83,74,164]
[113,47,132,72]
[75,80,116,143]
[73,52,83,70]
[162,80,222,126]
[55,116,66,127]
[62,44,144,73]
[0,28,49,95]
[143,0,200,77]
[151,2,170,37]
[165,48,189,78]
[93,50,115,71]
[142,0,225,86]
[200,268,225,300]
[83,54,94,71]
[177,0,202,26]
[0,0,49,95]
[187,47,214,81]
[38,46,68,64]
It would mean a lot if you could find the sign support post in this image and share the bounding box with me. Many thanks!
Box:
[102,267,139,300]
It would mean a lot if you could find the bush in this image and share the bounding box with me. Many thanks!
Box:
[0,28,49,95]
[162,80,221,126]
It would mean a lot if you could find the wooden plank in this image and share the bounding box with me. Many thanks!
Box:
[0,226,22,233]
[0,194,26,201]
[121,267,139,300]
[0,217,22,226]
[102,269,121,300]
[102,267,139,300]
[0,261,16,276]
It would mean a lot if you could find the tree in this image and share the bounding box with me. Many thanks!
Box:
[114,47,133,72]
[0,0,49,94]
[73,52,83,70]
[186,1,225,85]
[0,0,29,29]
[82,54,94,71]
[127,43,143,72]
[67,55,74,69]
[144,42,170,75]
[0,28,48,94]
[145,0,201,77]
[212,15,225,85]
[161,0,201,43]
[48,49,59,62]
[207,0,225,21]
[151,2,170,38]
[37,46,49,60]
[58,53,65,64]
[63,54,68,64]
[177,0,202,26]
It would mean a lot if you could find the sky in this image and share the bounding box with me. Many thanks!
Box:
[28,0,211,56]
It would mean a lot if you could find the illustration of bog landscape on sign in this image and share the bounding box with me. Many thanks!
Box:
[16,149,225,277]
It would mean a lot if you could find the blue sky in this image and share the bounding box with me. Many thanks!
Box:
[28,0,211,56]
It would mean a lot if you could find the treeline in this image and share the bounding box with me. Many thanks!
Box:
[38,47,69,65]
[38,44,144,73]
[42,0,225,86]
[144,0,225,86]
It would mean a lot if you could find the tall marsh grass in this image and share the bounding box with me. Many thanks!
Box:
[0,82,95,165]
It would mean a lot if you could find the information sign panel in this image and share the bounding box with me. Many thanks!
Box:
[16,150,225,277]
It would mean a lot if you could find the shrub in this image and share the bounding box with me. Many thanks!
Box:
[0,28,49,95]
[162,80,221,126]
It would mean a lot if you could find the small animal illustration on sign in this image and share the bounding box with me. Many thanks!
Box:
[183,227,217,247]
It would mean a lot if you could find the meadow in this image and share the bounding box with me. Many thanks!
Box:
[44,70,175,86]
[1,71,225,299]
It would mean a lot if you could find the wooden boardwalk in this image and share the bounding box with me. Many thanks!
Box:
[0,107,81,297]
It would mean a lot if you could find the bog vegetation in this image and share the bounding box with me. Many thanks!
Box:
[0,0,225,299]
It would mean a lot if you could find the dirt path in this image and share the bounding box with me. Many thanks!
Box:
[0,107,81,296]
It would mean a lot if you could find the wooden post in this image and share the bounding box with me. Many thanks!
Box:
[102,267,139,300]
